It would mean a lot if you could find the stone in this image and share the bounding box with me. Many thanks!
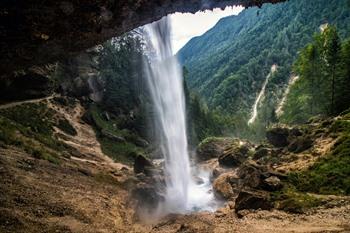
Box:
[218,142,250,167]
[266,127,290,147]
[196,137,236,161]
[133,154,153,174]
[134,138,149,148]
[0,0,285,76]
[131,182,164,208]
[253,146,270,160]
[288,136,313,153]
[213,172,239,199]
[235,189,273,214]
[263,176,283,191]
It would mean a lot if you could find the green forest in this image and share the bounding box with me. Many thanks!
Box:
[179,0,350,141]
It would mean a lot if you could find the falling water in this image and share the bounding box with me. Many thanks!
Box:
[142,17,217,214]
[248,64,278,125]
[275,75,299,117]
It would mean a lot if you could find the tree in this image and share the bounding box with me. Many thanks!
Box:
[323,27,341,115]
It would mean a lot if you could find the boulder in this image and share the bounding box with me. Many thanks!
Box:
[253,145,270,160]
[213,172,239,199]
[133,154,153,174]
[237,162,264,189]
[131,182,164,208]
[266,127,290,147]
[287,136,313,153]
[263,176,283,191]
[235,189,273,214]
[196,137,235,161]
[218,142,251,167]
[134,138,149,148]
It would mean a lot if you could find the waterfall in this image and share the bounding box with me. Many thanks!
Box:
[248,64,277,125]
[142,17,217,214]
[275,75,299,117]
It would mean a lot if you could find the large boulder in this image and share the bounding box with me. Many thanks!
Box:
[237,161,284,191]
[213,172,239,199]
[196,137,236,161]
[235,189,273,214]
[266,127,290,147]
[131,182,164,209]
[133,154,154,175]
[218,141,252,167]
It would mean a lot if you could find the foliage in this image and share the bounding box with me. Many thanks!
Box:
[0,103,70,164]
[57,119,77,136]
[287,119,350,195]
[282,27,350,123]
[273,186,323,213]
[179,0,350,140]
[88,104,144,164]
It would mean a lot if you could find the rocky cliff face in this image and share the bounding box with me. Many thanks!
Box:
[0,0,285,77]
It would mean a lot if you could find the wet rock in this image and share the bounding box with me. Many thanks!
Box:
[211,167,227,180]
[196,137,235,161]
[213,172,239,199]
[131,182,164,208]
[133,154,153,174]
[266,127,290,147]
[235,189,273,214]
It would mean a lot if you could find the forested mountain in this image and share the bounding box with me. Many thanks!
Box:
[179,0,350,138]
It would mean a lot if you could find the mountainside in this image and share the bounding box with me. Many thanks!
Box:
[179,0,350,121]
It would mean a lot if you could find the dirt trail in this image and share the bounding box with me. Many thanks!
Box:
[0,95,56,110]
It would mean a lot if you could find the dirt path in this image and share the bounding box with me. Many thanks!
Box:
[0,95,57,110]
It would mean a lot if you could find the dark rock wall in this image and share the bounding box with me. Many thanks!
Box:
[0,0,285,76]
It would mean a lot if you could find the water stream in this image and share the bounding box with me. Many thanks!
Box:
[248,64,277,125]
[142,17,217,214]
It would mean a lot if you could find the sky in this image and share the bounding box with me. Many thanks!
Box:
[169,6,244,53]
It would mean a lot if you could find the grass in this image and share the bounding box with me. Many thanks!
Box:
[57,119,77,136]
[89,104,145,164]
[286,118,350,195]
[273,186,323,213]
[0,103,74,164]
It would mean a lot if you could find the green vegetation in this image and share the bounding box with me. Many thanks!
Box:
[287,118,350,195]
[273,186,323,213]
[57,119,77,136]
[88,104,144,164]
[0,103,70,164]
[179,0,350,141]
[282,28,350,123]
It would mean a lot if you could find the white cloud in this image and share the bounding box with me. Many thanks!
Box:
[169,6,244,53]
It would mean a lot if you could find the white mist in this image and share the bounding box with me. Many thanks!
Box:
[143,17,217,214]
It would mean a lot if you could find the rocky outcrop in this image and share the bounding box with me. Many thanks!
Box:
[0,65,56,102]
[266,126,313,153]
[213,171,239,199]
[196,137,236,161]
[235,189,273,215]
[1,0,285,77]
[218,141,252,167]
[133,154,153,174]
[266,127,290,147]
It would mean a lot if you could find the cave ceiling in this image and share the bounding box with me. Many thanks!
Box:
[0,0,285,75]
